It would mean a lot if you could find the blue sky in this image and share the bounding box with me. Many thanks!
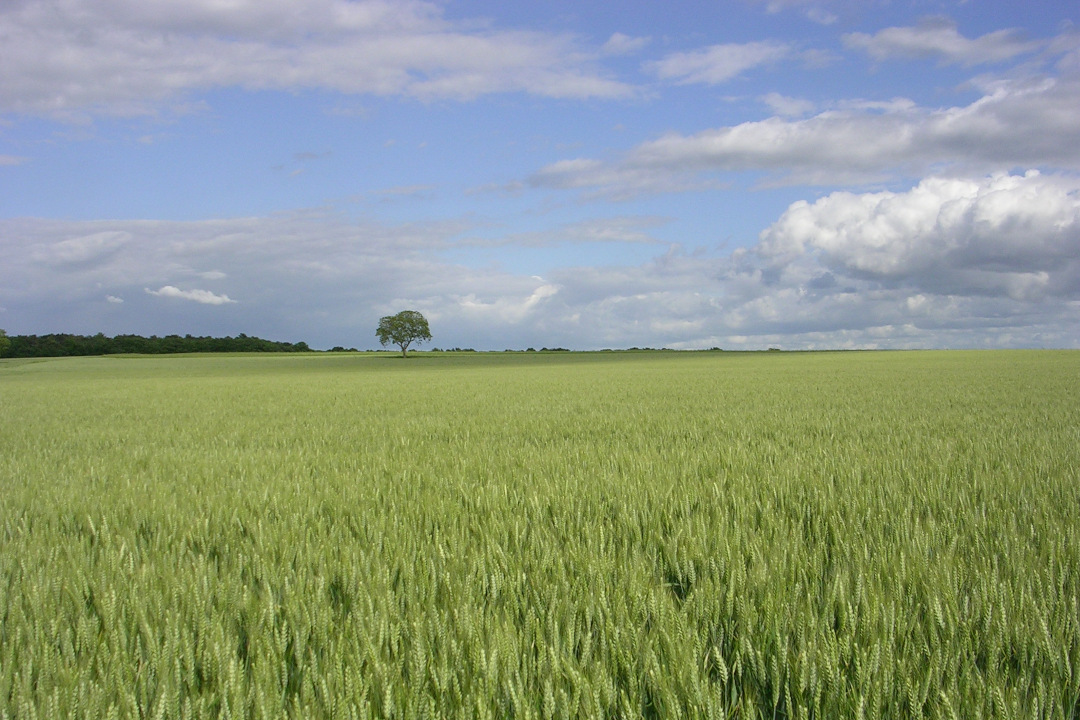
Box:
[2,0,1078,350]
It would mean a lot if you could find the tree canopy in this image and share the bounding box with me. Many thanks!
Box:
[376,311,431,358]
[0,332,309,358]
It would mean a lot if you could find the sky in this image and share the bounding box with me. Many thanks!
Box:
[1,0,1079,351]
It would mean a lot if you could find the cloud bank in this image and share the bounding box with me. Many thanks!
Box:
[2,171,1077,349]
[531,76,1080,194]
[0,0,633,118]
[843,17,1042,66]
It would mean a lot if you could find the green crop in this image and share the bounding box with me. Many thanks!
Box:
[1,350,1078,718]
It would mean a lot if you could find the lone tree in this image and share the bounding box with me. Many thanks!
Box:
[0,329,8,357]
[376,310,431,358]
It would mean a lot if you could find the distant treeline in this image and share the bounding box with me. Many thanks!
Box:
[3,333,310,358]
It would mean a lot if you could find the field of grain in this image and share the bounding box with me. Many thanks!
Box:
[2,350,1078,718]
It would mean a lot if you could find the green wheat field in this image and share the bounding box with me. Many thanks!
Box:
[2,349,1079,719]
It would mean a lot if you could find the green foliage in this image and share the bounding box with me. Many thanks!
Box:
[0,328,8,357]
[2,350,1079,718]
[1,332,310,357]
[376,310,432,357]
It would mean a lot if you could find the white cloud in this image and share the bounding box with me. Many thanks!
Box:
[647,41,790,85]
[558,217,667,245]
[805,8,838,26]
[760,92,815,117]
[758,171,1080,302]
[844,17,1042,66]
[752,0,842,24]
[146,286,237,305]
[0,0,634,118]
[467,216,668,248]
[34,231,132,265]
[105,295,124,304]
[0,155,29,166]
[602,33,650,56]
[530,76,1080,194]
[455,283,559,324]
[529,157,726,200]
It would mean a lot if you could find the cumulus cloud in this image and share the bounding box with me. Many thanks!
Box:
[0,0,634,118]
[530,76,1080,194]
[844,17,1042,66]
[758,171,1080,301]
[646,41,791,85]
[146,286,237,305]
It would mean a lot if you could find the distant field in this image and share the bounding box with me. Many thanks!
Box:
[2,350,1079,718]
